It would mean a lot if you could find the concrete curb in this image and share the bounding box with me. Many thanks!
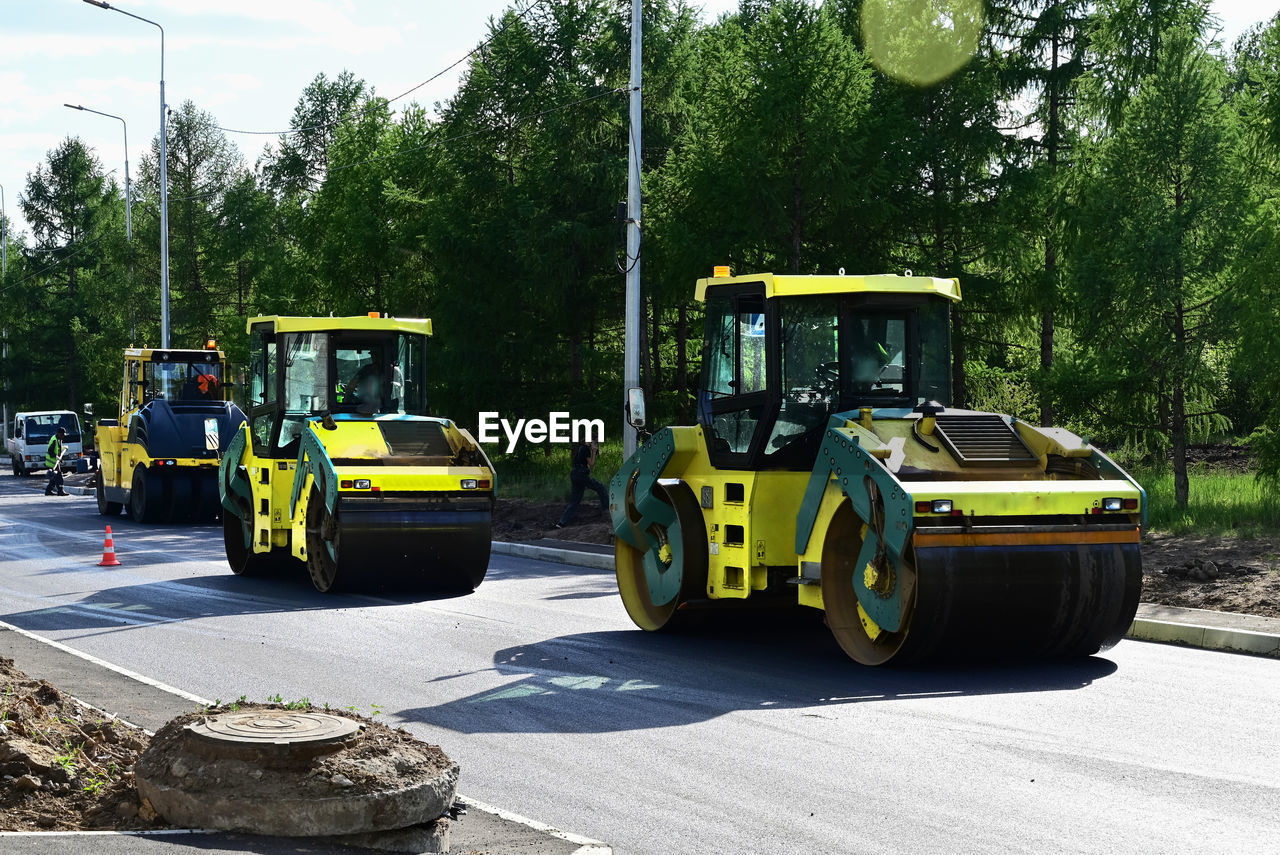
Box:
[494,541,1280,661]
[491,540,613,571]
[0,620,611,854]
[1126,605,1280,659]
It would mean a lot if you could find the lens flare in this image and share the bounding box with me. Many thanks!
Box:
[861,0,983,87]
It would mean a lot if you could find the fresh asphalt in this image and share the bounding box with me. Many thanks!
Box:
[0,471,1277,855]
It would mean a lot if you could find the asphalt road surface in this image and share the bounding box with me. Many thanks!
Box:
[1,471,1276,855]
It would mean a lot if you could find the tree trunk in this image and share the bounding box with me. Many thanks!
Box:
[66,262,79,412]
[640,294,651,397]
[676,303,689,423]
[1040,26,1062,428]
[1039,302,1054,425]
[950,303,966,409]
[1172,174,1189,508]
[569,324,583,386]
[651,296,662,396]
[790,166,804,274]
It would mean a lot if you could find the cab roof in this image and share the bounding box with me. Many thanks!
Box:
[123,348,224,361]
[694,272,962,303]
[247,315,433,336]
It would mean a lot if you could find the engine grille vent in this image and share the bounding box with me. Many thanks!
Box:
[934,415,1037,465]
[378,420,453,457]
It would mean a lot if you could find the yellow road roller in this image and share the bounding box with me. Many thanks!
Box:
[218,313,495,593]
[610,271,1143,665]
[95,343,246,522]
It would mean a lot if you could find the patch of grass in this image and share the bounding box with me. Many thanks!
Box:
[491,441,625,502]
[1133,465,1280,536]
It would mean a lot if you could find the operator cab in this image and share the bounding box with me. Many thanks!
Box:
[122,348,226,413]
[697,273,958,470]
[246,317,431,459]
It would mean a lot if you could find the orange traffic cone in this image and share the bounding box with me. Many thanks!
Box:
[97,526,122,567]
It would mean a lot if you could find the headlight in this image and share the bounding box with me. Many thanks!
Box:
[1102,497,1123,512]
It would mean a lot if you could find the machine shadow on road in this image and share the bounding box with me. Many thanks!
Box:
[0,573,468,634]
[395,613,1121,734]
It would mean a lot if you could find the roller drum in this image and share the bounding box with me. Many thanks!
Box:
[320,496,492,592]
[899,539,1143,664]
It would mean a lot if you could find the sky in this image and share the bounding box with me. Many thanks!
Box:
[0,0,1273,240]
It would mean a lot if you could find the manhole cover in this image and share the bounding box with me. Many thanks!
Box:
[187,710,360,748]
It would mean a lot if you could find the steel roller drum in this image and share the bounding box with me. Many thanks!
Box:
[900,535,1141,663]
[331,495,492,591]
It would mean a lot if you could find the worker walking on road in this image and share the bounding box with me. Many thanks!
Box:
[44,427,69,497]
[555,440,607,528]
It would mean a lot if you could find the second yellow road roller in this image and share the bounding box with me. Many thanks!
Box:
[218,313,496,593]
[95,343,246,522]
[610,269,1143,665]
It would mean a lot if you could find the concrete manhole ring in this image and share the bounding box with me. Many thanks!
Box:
[136,705,459,839]
[187,710,361,746]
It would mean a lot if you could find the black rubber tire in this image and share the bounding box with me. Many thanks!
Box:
[167,476,193,523]
[193,476,221,523]
[129,466,162,523]
[14,458,26,477]
[96,477,123,516]
[305,489,346,593]
[615,482,708,632]
[222,511,289,576]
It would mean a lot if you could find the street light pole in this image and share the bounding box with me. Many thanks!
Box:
[1,182,8,441]
[82,0,167,348]
[623,0,642,458]
[65,104,131,241]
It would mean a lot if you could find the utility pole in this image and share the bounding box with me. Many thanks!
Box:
[1,182,8,441]
[623,0,642,458]
[83,0,168,348]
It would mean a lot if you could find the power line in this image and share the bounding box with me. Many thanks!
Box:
[0,235,109,296]
[325,85,627,174]
[215,1,544,138]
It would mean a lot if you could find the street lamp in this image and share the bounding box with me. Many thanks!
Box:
[65,104,131,240]
[1,182,6,279]
[82,0,169,348]
[1,182,8,440]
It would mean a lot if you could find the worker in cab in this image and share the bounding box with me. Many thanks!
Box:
[44,427,69,497]
[341,364,383,413]
[182,369,220,400]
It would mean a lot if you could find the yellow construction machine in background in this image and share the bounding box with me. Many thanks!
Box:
[218,313,495,593]
[95,343,246,522]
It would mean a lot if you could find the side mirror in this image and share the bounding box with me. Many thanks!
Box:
[627,387,646,430]
[83,403,94,416]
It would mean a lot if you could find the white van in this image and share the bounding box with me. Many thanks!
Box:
[6,411,84,476]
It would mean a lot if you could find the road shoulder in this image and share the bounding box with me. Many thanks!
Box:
[0,622,607,855]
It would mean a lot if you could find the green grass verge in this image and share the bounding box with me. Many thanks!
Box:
[491,441,625,503]
[1132,465,1280,537]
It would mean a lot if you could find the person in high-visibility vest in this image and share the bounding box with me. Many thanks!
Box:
[44,427,69,497]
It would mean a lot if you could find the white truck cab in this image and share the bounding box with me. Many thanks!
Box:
[6,411,84,476]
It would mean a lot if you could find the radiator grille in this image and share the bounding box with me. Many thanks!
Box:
[378,420,454,457]
[934,415,1037,465]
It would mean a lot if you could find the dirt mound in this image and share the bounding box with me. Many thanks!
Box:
[0,657,159,831]
[493,497,614,545]
[1142,532,1280,617]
